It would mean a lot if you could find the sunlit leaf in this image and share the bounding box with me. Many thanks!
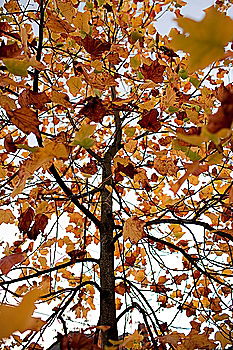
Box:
[170,7,233,71]
[0,285,47,339]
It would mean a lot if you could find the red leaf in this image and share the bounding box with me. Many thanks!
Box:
[80,35,111,59]
[140,60,165,83]
[0,42,21,59]
[4,134,17,153]
[28,214,48,240]
[18,207,35,232]
[79,97,107,122]
[0,252,26,275]
[138,109,161,132]
[80,160,98,175]
[115,162,138,179]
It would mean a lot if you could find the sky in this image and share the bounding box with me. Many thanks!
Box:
[156,0,233,34]
[1,0,233,348]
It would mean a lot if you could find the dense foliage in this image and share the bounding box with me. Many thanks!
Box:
[0,0,233,348]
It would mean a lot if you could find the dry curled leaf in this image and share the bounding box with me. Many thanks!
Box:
[123,216,145,243]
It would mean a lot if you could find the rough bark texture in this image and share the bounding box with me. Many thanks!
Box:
[99,155,118,344]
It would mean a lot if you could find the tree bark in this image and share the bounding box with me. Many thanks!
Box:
[99,153,118,345]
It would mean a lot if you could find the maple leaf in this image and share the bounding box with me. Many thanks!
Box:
[123,216,146,244]
[138,109,161,132]
[0,252,26,275]
[140,60,166,83]
[28,214,49,240]
[4,134,17,153]
[0,209,16,225]
[18,89,51,110]
[207,83,233,133]
[18,207,35,232]
[80,160,98,175]
[79,97,107,123]
[0,285,47,339]
[11,140,70,197]
[71,124,96,149]
[154,158,179,177]
[80,35,111,59]
[0,42,21,59]
[169,7,233,72]
[7,107,40,137]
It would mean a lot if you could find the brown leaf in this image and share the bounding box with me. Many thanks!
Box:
[18,207,35,232]
[61,332,101,350]
[140,60,166,83]
[138,109,161,132]
[154,158,179,176]
[7,107,40,137]
[0,252,26,275]
[207,83,233,133]
[79,97,107,122]
[67,249,87,261]
[28,214,48,240]
[123,216,145,243]
[4,134,17,153]
[80,160,98,175]
[115,162,138,179]
[18,89,51,109]
[0,42,21,59]
[80,35,111,59]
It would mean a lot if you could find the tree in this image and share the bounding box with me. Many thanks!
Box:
[0,0,233,348]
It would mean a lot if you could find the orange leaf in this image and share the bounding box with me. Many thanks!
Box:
[0,285,47,339]
[0,209,16,224]
[123,216,145,243]
[7,107,40,137]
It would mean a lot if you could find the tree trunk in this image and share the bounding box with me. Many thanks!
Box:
[99,154,118,345]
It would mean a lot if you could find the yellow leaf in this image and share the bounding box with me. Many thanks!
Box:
[0,285,47,339]
[0,209,16,225]
[73,11,90,34]
[169,7,233,72]
[130,54,141,70]
[11,140,69,197]
[123,216,145,244]
[56,0,76,23]
[0,95,16,110]
[51,90,73,108]
[67,76,82,96]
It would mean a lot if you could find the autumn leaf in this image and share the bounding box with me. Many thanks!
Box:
[0,252,26,275]
[0,42,21,59]
[67,76,82,96]
[140,60,166,83]
[169,7,233,71]
[61,332,101,350]
[80,35,111,59]
[123,216,145,243]
[18,207,35,232]
[18,89,51,109]
[51,90,73,109]
[138,109,161,132]
[7,107,40,137]
[28,214,49,240]
[0,209,16,225]
[0,285,47,339]
[71,124,96,149]
[12,140,70,197]
[79,97,107,123]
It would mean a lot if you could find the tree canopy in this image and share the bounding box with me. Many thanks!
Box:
[0,0,233,349]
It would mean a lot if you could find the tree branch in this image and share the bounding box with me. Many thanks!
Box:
[0,258,99,287]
